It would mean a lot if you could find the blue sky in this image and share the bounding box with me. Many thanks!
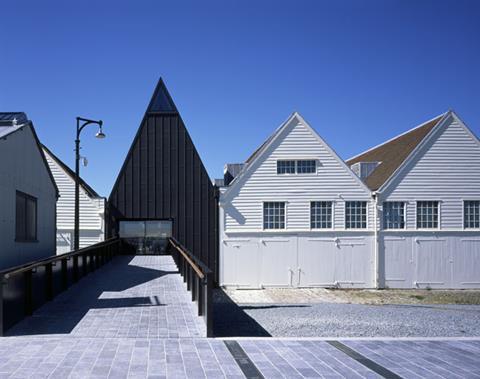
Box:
[1,0,479,197]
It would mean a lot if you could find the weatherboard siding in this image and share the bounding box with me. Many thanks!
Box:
[44,150,105,252]
[223,119,373,232]
[0,125,56,268]
[382,116,480,230]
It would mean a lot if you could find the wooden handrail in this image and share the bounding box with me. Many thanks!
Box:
[168,237,212,279]
[0,238,120,278]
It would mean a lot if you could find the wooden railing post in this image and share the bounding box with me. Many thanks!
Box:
[45,263,53,301]
[198,278,204,316]
[24,270,33,316]
[61,258,68,291]
[205,273,213,337]
[73,256,79,283]
[82,253,87,277]
[90,253,94,272]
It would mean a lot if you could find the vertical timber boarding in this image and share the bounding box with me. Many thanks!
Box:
[107,79,219,282]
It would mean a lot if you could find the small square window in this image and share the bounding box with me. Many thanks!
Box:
[311,201,332,229]
[417,201,439,229]
[464,201,480,229]
[297,160,316,174]
[263,202,286,229]
[277,160,296,174]
[383,202,405,229]
[345,201,367,229]
[15,191,37,242]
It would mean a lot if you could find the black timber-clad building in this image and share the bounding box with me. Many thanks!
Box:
[107,79,218,280]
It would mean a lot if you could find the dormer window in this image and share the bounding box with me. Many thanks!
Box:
[351,161,380,179]
[277,159,316,174]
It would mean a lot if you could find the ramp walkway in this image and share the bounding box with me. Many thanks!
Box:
[7,255,206,338]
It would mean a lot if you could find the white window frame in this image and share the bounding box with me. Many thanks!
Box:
[276,160,296,175]
[345,201,368,230]
[383,201,406,230]
[296,159,317,174]
[310,201,334,230]
[415,200,441,230]
[262,201,287,230]
[463,199,480,230]
[276,159,318,175]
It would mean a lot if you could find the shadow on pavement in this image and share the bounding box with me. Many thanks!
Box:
[213,289,311,337]
[6,256,172,336]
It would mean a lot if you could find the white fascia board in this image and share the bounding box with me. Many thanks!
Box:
[450,110,480,148]
[221,112,299,200]
[294,113,372,195]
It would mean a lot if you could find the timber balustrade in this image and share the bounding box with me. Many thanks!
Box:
[168,237,213,337]
[0,238,122,335]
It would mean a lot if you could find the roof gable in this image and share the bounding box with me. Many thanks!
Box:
[42,145,102,199]
[222,112,371,199]
[346,113,446,191]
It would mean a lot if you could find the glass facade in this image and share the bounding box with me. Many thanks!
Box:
[119,220,173,254]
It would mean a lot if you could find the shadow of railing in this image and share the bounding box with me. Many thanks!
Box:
[0,238,122,335]
[213,289,272,337]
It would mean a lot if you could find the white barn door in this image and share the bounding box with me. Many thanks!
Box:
[222,240,260,288]
[334,238,371,288]
[260,238,297,287]
[453,239,480,288]
[383,237,410,288]
[414,238,451,288]
[297,239,336,287]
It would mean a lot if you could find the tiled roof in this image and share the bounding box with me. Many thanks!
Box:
[346,114,445,191]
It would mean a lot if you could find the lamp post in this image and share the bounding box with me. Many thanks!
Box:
[74,117,105,251]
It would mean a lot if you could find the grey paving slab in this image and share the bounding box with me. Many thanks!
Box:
[345,339,480,379]
[2,254,480,378]
[7,255,206,339]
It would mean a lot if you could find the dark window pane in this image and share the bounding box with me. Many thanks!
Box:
[26,198,36,240]
[15,193,26,240]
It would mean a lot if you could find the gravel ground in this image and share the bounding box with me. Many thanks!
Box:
[214,290,480,337]
[225,287,480,305]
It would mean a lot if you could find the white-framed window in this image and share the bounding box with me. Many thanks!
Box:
[277,159,316,174]
[416,201,439,229]
[297,160,316,174]
[263,202,286,229]
[311,201,333,229]
[277,160,296,174]
[383,201,405,229]
[345,201,367,229]
[464,200,480,229]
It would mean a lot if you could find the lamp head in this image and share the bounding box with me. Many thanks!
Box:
[95,121,106,139]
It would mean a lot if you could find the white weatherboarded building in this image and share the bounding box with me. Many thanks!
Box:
[348,111,480,289]
[42,146,105,254]
[0,113,58,269]
[219,113,375,288]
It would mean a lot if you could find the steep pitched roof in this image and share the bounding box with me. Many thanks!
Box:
[346,113,446,191]
[42,144,102,199]
[222,112,371,198]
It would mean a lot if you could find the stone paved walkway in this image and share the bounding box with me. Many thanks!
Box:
[1,256,480,378]
[7,256,206,338]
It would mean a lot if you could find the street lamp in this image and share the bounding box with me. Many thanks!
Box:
[74,117,105,251]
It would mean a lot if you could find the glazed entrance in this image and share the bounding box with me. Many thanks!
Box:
[119,220,172,254]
